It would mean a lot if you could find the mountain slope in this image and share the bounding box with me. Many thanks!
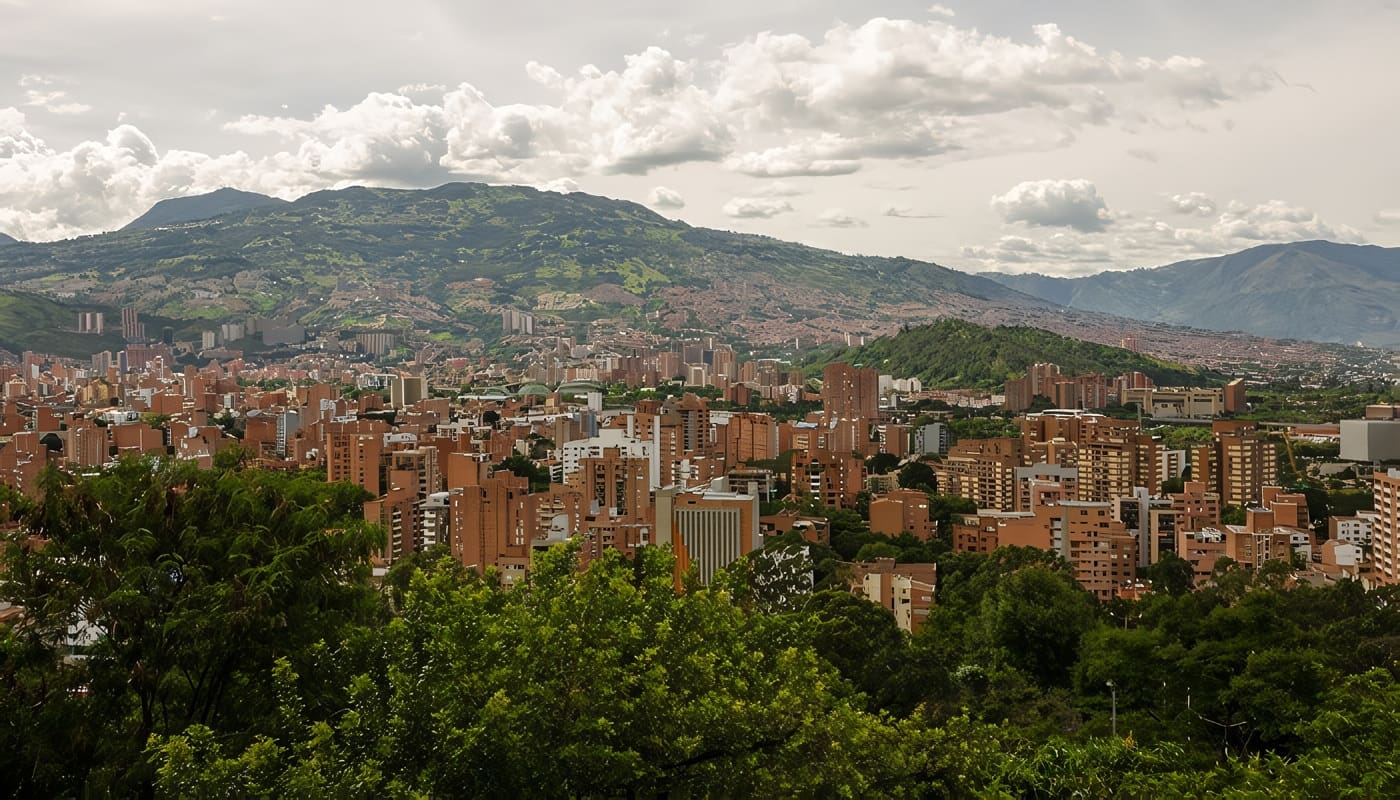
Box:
[0,290,126,358]
[0,232,16,246]
[0,182,1041,348]
[122,187,288,231]
[808,319,1221,390]
[982,241,1400,347]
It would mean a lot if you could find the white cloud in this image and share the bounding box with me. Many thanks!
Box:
[0,14,1289,241]
[17,74,92,115]
[727,139,862,177]
[722,196,794,218]
[963,197,1364,275]
[1375,208,1400,225]
[927,5,956,18]
[1168,192,1216,216]
[991,178,1111,232]
[815,208,867,228]
[648,185,685,209]
[882,204,941,219]
[751,181,806,197]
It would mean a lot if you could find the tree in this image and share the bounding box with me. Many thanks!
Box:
[1145,551,1196,596]
[975,566,1098,688]
[0,459,383,796]
[897,461,936,493]
[150,546,934,797]
[866,453,900,475]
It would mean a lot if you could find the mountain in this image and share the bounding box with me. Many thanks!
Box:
[0,182,1039,348]
[808,319,1221,390]
[0,185,1388,381]
[121,187,288,231]
[981,241,1400,348]
[0,232,16,247]
[0,290,126,358]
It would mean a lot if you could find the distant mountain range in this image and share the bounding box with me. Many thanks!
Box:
[121,187,289,231]
[0,232,16,246]
[0,184,1387,379]
[981,241,1400,348]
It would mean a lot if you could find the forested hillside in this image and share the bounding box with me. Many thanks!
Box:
[809,319,1221,389]
[3,459,1398,796]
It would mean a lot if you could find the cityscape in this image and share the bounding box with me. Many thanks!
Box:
[3,1,1400,796]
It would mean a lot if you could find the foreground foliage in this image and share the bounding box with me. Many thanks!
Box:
[2,461,1399,797]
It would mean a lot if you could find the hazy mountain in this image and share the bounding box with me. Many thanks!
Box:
[982,241,1400,347]
[807,319,1221,390]
[121,187,289,231]
[0,232,16,246]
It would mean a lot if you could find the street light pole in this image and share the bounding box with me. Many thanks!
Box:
[1107,680,1118,738]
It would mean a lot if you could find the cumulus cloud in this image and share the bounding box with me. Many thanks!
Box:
[963,197,1364,275]
[0,14,1284,240]
[991,178,1111,232]
[1168,192,1216,216]
[648,185,685,209]
[1375,209,1400,225]
[727,139,862,177]
[815,208,867,227]
[723,196,794,218]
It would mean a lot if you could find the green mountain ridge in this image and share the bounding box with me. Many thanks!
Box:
[121,187,288,232]
[808,319,1222,390]
[981,241,1400,347]
[0,182,1040,351]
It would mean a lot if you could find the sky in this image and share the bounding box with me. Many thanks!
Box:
[2,0,1398,275]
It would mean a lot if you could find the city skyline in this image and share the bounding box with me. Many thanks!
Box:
[3,0,1398,274]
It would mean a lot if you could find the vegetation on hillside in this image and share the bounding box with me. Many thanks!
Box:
[0,290,127,358]
[0,183,1025,354]
[4,459,1399,796]
[809,319,1222,390]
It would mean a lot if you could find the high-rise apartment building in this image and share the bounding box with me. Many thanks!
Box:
[1371,468,1400,584]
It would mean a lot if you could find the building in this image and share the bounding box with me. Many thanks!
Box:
[1192,421,1277,509]
[849,558,937,633]
[1340,414,1400,462]
[1121,387,1225,419]
[913,422,949,456]
[654,486,761,585]
[1372,469,1400,584]
[869,488,936,541]
[937,437,1023,511]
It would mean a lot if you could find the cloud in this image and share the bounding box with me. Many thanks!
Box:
[727,140,862,177]
[18,74,92,115]
[815,208,867,227]
[0,14,1283,241]
[962,197,1364,275]
[882,204,941,219]
[751,181,806,197]
[927,4,956,18]
[648,185,685,209]
[536,177,580,193]
[723,196,794,218]
[1168,192,1216,216]
[991,178,1111,232]
[1375,209,1400,225]
[962,233,1113,271]
[1125,148,1158,163]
